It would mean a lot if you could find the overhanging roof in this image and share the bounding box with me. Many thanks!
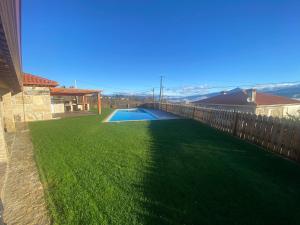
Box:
[0,0,22,92]
[255,92,300,105]
[50,87,101,96]
[23,73,58,87]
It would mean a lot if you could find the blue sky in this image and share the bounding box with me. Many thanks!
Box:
[23,0,300,96]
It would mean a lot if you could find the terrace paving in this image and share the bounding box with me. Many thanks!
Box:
[0,163,6,196]
[0,163,6,225]
[53,111,96,119]
[143,108,179,120]
[1,124,50,225]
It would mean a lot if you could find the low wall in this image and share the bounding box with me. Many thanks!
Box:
[51,103,65,113]
[2,92,15,132]
[143,103,300,162]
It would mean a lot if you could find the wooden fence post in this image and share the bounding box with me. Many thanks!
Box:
[233,111,239,136]
[192,106,196,119]
[97,92,102,115]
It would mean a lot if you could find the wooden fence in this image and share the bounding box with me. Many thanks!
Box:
[143,103,300,162]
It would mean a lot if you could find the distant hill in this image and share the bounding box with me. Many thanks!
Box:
[260,84,300,99]
[105,84,300,103]
[167,88,243,103]
[167,92,217,103]
[167,84,300,103]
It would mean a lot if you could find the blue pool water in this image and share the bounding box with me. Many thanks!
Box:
[108,108,158,122]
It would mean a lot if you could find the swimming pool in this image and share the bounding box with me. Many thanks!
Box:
[107,108,158,122]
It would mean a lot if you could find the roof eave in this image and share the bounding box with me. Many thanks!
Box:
[50,88,101,96]
[0,0,22,93]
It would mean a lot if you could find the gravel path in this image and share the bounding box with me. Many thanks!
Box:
[1,126,50,225]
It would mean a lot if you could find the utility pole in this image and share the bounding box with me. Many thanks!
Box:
[161,85,164,103]
[127,94,130,109]
[74,80,78,104]
[159,76,163,105]
[152,88,155,103]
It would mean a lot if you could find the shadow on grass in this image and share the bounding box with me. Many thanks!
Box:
[139,119,300,225]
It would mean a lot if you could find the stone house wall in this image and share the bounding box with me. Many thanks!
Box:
[0,99,7,162]
[2,92,16,132]
[12,86,52,122]
[0,85,53,161]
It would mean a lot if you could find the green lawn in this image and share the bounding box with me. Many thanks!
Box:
[29,109,300,225]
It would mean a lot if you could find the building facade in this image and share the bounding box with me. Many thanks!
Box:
[193,89,300,118]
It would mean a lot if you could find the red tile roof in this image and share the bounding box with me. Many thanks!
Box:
[194,89,300,106]
[255,92,300,105]
[50,87,100,96]
[23,73,59,87]
[196,91,251,105]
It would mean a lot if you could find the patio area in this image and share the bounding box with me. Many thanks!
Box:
[50,87,102,116]
[53,111,97,119]
[143,108,178,120]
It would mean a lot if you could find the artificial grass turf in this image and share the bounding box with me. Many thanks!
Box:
[29,109,300,225]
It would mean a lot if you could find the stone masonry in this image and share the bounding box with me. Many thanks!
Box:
[12,86,52,122]
[0,86,52,224]
[0,102,7,162]
[2,92,16,132]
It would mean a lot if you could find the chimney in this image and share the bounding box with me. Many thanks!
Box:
[247,89,256,102]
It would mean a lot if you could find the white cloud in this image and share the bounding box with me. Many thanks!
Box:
[253,82,300,91]
[164,85,211,96]
[104,81,300,98]
[163,81,300,97]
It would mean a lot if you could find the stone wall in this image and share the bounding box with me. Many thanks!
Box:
[51,103,65,113]
[12,86,52,122]
[0,99,7,162]
[2,92,15,132]
[0,85,53,162]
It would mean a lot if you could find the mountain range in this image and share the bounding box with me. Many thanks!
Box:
[167,84,300,103]
[260,84,300,99]
[105,83,300,103]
